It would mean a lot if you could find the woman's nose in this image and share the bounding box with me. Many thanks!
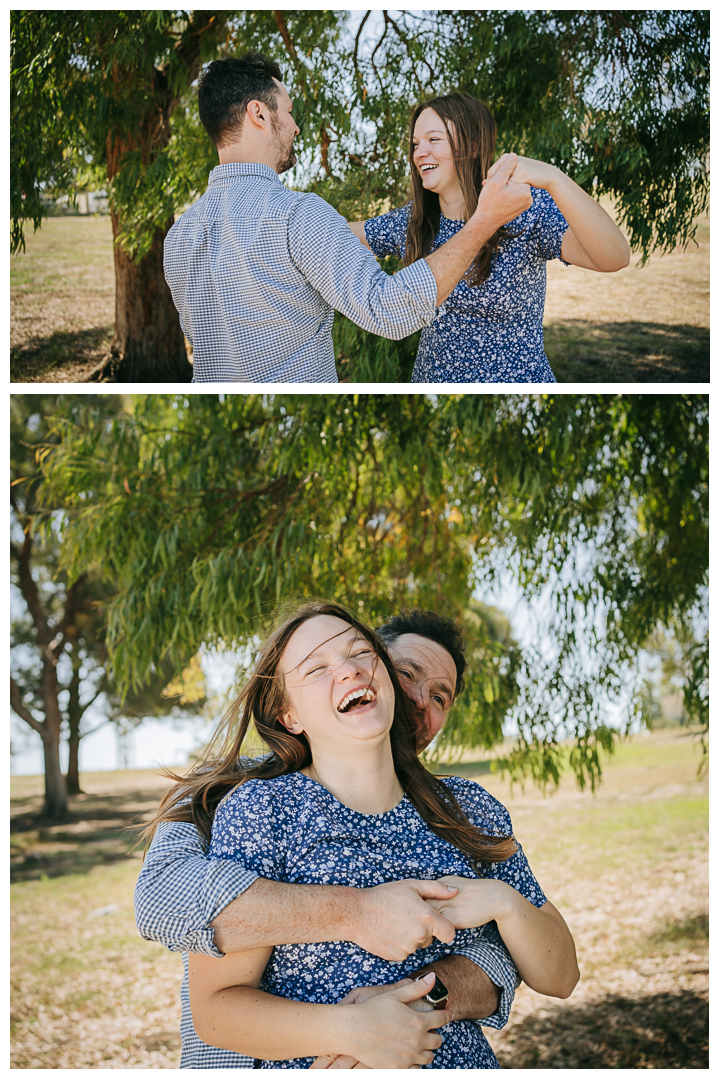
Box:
[337,654,371,679]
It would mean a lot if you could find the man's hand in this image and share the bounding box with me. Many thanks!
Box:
[471,152,533,231]
[347,879,459,961]
[320,974,450,1070]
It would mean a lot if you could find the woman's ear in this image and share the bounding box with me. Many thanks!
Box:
[279,711,303,735]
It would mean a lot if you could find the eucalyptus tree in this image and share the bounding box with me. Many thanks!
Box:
[12,10,709,381]
[38,393,708,788]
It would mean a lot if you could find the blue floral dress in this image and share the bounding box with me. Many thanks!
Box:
[364,188,569,383]
[209,771,547,1069]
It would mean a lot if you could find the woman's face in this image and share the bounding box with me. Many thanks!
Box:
[412,107,459,200]
[279,615,395,753]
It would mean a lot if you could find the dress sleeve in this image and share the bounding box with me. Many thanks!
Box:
[209,778,287,880]
[134,819,258,957]
[530,187,571,264]
[442,776,547,909]
[364,204,412,258]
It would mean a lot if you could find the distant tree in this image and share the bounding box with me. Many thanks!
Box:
[38,393,708,788]
[12,11,709,381]
[11,396,206,820]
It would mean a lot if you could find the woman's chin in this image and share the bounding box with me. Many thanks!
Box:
[421,174,440,191]
[338,707,393,740]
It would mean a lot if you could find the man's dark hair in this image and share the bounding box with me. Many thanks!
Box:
[198,52,283,148]
[376,610,467,698]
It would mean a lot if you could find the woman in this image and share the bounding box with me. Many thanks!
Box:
[349,93,630,383]
[151,602,579,1067]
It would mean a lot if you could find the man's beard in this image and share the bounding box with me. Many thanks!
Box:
[272,119,297,174]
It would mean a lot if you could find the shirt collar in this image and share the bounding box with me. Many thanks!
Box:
[208,162,282,187]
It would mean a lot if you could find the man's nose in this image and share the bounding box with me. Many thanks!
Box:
[403,681,427,707]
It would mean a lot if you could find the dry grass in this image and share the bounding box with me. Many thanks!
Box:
[11,217,116,382]
[10,213,708,384]
[10,729,707,1068]
[544,214,709,381]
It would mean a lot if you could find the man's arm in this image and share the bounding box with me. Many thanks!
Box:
[134,820,258,956]
[136,820,459,962]
[409,922,519,1025]
[211,875,458,960]
[409,954,501,1021]
[287,154,531,342]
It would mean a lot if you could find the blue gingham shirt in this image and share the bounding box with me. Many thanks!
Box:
[163,163,438,382]
[135,820,519,1069]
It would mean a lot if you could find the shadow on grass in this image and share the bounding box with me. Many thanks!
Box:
[10,788,158,882]
[646,912,709,950]
[10,325,113,382]
[545,321,709,382]
[496,990,709,1069]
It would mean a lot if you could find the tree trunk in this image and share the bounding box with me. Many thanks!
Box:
[65,649,84,795]
[65,731,82,796]
[109,213,192,382]
[41,724,68,821]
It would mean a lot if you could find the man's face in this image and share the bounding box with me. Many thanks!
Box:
[271,79,299,173]
[387,633,457,751]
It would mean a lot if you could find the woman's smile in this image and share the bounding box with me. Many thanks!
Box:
[337,684,377,714]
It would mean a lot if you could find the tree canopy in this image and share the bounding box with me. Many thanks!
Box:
[11,10,710,378]
[36,393,709,789]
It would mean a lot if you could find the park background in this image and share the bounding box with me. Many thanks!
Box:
[11,393,708,1068]
[10,9,709,383]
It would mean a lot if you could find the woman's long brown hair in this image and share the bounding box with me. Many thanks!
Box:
[404,92,517,287]
[140,600,517,868]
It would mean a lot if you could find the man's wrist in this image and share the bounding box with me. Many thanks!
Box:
[464,210,496,245]
[334,884,365,943]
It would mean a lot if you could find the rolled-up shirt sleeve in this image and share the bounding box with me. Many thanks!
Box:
[287,193,437,340]
[134,820,258,958]
[457,921,519,1030]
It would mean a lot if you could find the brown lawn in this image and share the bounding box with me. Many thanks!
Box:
[10,212,708,384]
[10,728,707,1068]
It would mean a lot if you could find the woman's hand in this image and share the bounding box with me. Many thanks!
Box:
[429,877,580,1000]
[484,155,559,191]
[311,979,418,1069]
[336,974,451,1069]
[424,875,511,929]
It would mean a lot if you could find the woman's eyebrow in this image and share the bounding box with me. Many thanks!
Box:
[297,649,325,671]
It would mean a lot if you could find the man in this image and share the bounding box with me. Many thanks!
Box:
[136,610,520,1067]
[163,53,532,381]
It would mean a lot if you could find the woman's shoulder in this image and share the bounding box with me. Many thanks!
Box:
[215,771,304,820]
[364,203,411,257]
[439,775,513,834]
[366,201,411,231]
